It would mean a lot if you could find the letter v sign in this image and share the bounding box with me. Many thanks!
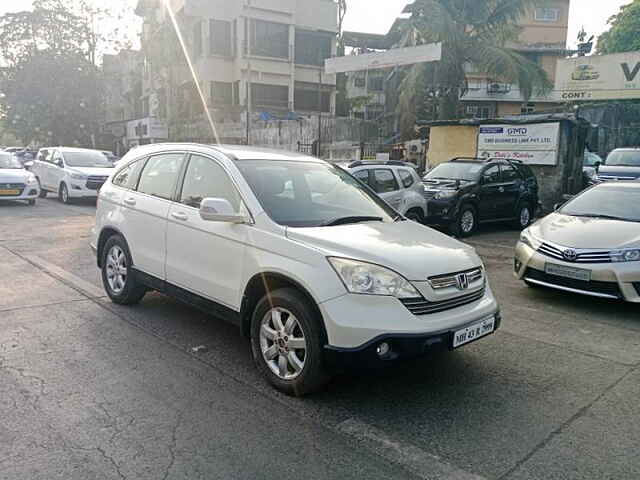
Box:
[621,62,640,82]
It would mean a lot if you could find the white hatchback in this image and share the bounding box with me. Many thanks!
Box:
[0,152,40,205]
[91,144,500,396]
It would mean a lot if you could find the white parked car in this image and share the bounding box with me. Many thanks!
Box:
[0,152,40,205]
[342,161,428,223]
[31,147,116,203]
[516,182,640,302]
[91,144,500,396]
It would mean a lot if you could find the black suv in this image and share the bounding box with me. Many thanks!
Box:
[423,158,539,237]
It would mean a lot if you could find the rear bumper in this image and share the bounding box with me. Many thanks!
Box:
[323,312,501,370]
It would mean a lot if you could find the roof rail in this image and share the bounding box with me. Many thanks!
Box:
[347,160,415,168]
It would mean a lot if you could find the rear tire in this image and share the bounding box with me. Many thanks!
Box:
[101,234,147,305]
[37,179,47,198]
[250,288,330,396]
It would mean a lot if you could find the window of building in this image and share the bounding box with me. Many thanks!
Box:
[367,75,384,92]
[295,29,332,66]
[534,7,560,22]
[251,84,289,110]
[193,21,203,57]
[249,19,289,59]
[211,81,233,106]
[354,75,366,88]
[294,83,331,112]
[209,19,232,57]
[464,104,493,119]
[137,153,185,200]
[366,104,384,121]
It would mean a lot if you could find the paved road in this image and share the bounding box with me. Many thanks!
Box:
[1,197,639,480]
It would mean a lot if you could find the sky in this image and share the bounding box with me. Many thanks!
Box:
[0,0,631,49]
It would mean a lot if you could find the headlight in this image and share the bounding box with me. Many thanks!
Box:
[71,173,87,180]
[610,249,640,262]
[328,257,420,298]
[519,229,542,250]
[26,175,38,185]
[434,190,457,200]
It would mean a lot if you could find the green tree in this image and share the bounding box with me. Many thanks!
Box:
[397,0,552,135]
[597,1,640,54]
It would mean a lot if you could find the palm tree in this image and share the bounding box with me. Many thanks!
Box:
[397,0,553,131]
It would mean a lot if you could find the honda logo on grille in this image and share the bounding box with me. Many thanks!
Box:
[456,273,469,290]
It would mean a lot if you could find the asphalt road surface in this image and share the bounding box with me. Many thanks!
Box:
[1,197,639,480]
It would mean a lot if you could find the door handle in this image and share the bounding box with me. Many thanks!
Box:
[171,212,188,221]
[498,187,505,193]
[123,197,136,206]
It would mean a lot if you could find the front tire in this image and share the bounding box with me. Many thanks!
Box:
[37,179,47,198]
[101,235,147,305]
[513,203,533,230]
[452,204,477,238]
[250,288,330,396]
[59,183,71,204]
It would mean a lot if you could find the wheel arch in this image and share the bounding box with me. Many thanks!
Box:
[240,272,328,344]
[96,226,127,268]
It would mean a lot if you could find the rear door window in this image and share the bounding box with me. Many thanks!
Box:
[137,153,185,200]
[352,169,371,187]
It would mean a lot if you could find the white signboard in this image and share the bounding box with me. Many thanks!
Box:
[325,43,442,74]
[555,51,640,101]
[477,123,560,166]
[126,117,169,140]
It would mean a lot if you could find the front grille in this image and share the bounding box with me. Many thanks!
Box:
[538,242,612,264]
[0,182,25,196]
[524,268,622,298]
[401,287,486,315]
[423,190,438,200]
[429,267,484,290]
[86,176,108,191]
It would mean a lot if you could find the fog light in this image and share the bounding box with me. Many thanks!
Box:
[376,342,390,357]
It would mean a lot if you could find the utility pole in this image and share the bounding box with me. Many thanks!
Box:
[317,66,323,158]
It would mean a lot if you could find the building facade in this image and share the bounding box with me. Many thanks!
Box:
[135,0,338,143]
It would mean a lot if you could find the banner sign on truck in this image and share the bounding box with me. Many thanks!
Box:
[477,123,560,166]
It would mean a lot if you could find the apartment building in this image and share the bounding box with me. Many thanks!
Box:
[135,0,338,142]
[343,0,570,123]
[462,0,571,118]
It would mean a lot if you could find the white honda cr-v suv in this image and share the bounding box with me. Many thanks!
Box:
[91,144,500,396]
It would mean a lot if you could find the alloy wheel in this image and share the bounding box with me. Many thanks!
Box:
[105,245,127,294]
[461,210,475,234]
[259,307,307,380]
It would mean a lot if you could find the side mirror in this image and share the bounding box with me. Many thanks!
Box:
[54,159,63,168]
[594,161,601,172]
[554,203,563,211]
[199,197,247,224]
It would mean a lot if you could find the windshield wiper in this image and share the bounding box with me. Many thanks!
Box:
[321,216,383,227]
[573,213,639,222]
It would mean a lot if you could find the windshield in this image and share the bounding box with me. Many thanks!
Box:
[424,162,483,181]
[63,151,113,168]
[0,154,24,169]
[584,151,603,167]
[560,185,640,222]
[236,161,397,227]
[605,150,640,167]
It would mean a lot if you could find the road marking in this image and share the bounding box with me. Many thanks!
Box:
[336,418,486,480]
[23,254,106,299]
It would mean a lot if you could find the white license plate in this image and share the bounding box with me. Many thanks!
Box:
[453,316,496,348]
[545,263,591,282]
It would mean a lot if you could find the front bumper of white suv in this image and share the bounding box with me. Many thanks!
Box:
[319,285,500,368]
